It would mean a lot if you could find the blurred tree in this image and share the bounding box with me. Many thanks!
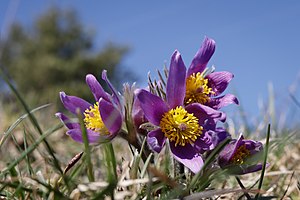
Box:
[0,7,131,107]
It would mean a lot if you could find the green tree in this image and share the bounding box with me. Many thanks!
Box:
[0,7,131,106]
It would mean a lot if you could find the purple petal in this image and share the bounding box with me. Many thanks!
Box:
[99,98,122,137]
[166,50,186,108]
[207,128,231,149]
[66,129,100,144]
[219,134,247,164]
[188,37,216,76]
[244,140,263,155]
[102,70,121,107]
[207,94,239,110]
[86,74,111,102]
[60,92,91,114]
[137,90,169,126]
[147,129,166,153]
[206,71,234,96]
[218,144,235,167]
[194,135,212,154]
[170,142,204,173]
[186,103,226,125]
[55,112,80,129]
[132,95,147,134]
[232,134,245,155]
[218,137,241,167]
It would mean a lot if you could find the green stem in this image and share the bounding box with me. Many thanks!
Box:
[255,124,271,199]
[78,111,94,182]
[105,142,117,181]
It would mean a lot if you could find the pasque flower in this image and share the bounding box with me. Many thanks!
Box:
[56,71,122,144]
[137,50,226,173]
[184,37,239,110]
[218,134,264,174]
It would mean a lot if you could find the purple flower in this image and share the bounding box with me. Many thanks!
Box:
[218,134,264,175]
[56,71,122,144]
[137,50,226,173]
[184,37,239,110]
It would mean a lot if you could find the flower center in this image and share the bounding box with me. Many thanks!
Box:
[230,144,250,165]
[160,106,202,146]
[185,72,214,105]
[84,102,109,135]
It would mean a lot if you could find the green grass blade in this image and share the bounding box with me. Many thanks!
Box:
[255,124,271,199]
[91,182,117,200]
[0,123,63,178]
[280,171,294,200]
[0,181,44,196]
[31,178,69,199]
[23,129,34,176]
[188,138,231,190]
[104,142,117,182]
[132,137,147,178]
[12,183,25,200]
[77,111,94,182]
[235,176,252,200]
[140,153,153,178]
[0,104,50,148]
[91,143,117,199]
[0,73,63,174]
[10,134,23,153]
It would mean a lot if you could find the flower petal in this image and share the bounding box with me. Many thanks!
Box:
[55,112,80,129]
[219,143,237,167]
[188,37,216,76]
[194,135,212,154]
[207,94,239,110]
[206,71,234,96]
[99,98,122,138]
[86,74,111,102]
[219,134,244,166]
[170,142,204,173]
[186,103,226,125]
[244,140,263,155]
[66,129,100,144]
[60,92,91,114]
[207,127,231,149]
[147,129,166,153]
[137,89,169,126]
[102,70,121,107]
[132,94,147,134]
[166,50,186,108]
[232,134,245,156]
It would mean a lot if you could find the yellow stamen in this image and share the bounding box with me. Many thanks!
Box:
[230,144,250,164]
[185,72,214,105]
[160,106,202,146]
[84,102,109,135]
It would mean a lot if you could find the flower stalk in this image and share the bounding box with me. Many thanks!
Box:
[78,109,94,182]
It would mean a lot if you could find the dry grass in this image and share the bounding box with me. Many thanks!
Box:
[0,96,300,199]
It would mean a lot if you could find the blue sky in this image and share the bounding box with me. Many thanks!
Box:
[1,1,300,121]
